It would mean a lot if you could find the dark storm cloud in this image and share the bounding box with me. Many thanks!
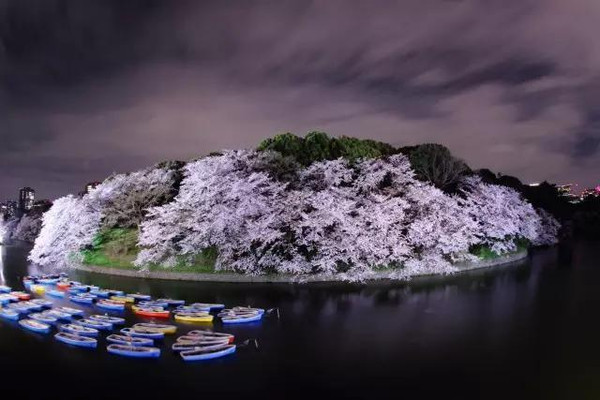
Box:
[1,0,600,199]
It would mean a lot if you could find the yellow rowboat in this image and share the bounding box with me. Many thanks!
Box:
[133,323,177,334]
[174,312,214,323]
[30,285,46,295]
[110,296,135,303]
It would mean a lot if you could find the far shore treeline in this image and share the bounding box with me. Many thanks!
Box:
[1,132,597,279]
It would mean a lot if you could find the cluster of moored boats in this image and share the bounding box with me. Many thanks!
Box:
[0,274,268,361]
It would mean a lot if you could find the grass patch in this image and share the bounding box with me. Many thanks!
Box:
[470,237,530,260]
[82,228,218,273]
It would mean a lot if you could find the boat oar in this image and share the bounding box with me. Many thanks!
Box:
[239,338,260,350]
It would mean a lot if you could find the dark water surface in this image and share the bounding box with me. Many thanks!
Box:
[1,241,599,399]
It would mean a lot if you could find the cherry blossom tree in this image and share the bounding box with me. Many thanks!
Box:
[12,213,43,243]
[29,195,102,267]
[88,166,178,229]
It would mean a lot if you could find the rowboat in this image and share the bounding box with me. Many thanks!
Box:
[69,295,94,305]
[174,312,214,323]
[138,300,169,308]
[76,318,113,330]
[127,293,152,301]
[55,332,97,348]
[172,342,230,352]
[30,312,58,324]
[19,319,51,334]
[46,310,73,321]
[0,294,15,305]
[20,301,43,311]
[185,330,234,343]
[110,296,134,304]
[96,300,126,311]
[132,306,170,319]
[157,298,185,306]
[107,334,154,347]
[176,337,231,347]
[68,287,85,294]
[221,312,263,324]
[89,289,110,298]
[133,323,176,334]
[60,323,99,337]
[47,289,66,298]
[0,285,11,293]
[106,289,124,296]
[38,278,59,285]
[120,327,164,340]
[56,306,85,317]
[7,303,32,314]
[190,303,225,311]
[180,344,236,361]
[89,315,125,325]
[30,299,53,308]
[11,292,30,301]
[30,285,46,295]
[107,344,160,359]
[0,307,19,321]
[56,282,71,290]
[221,306,265,315]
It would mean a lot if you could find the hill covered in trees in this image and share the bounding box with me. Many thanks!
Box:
[27,132,560,280]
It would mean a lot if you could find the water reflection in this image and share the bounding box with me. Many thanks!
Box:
[0,242,598,399]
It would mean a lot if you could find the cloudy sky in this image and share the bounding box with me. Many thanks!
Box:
[1,0,600,199]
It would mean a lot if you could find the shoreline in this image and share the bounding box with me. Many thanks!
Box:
[72,249,529,284]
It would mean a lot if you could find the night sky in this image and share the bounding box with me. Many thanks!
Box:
[1,0,599,200]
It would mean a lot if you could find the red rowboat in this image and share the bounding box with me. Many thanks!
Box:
[11,291,31,301]
[57,282,70,291]
[132,307,170,319]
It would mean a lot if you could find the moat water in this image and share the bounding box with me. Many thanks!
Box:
[0,241,598,399]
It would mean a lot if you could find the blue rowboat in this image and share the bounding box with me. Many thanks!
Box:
[60,323,98,337]
[221,312,263,324]
[107,334,154,347]
[157,298,185,306]
[21,302,43,312]
[38,278,59,285]
[30,312,58,324]
[89,315,125,325]
[76,319,113,330]
[172,341,230,352]
[19,319,51,334]
[0,308,19,321]
[30,299,53,308]
[96,300,125,311]
[56,306,85,317]
[0,294,14,305]
[89,289,110,298]
[7,303,31,314]
[47,289,65,298]
[180,344,236,361]
[127,293,152,301]
[0,285,11,293]
[70,295,94,305]
[55,332,97,349]
[107,289,124,296]
[120,327,164,340]
[46,310,72,321]
[107,344,160,358]
[68,287,85,294]
[190,303,225,311]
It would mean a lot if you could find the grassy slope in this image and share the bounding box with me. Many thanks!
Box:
[83,229,528,274]
[81,228,217,273]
